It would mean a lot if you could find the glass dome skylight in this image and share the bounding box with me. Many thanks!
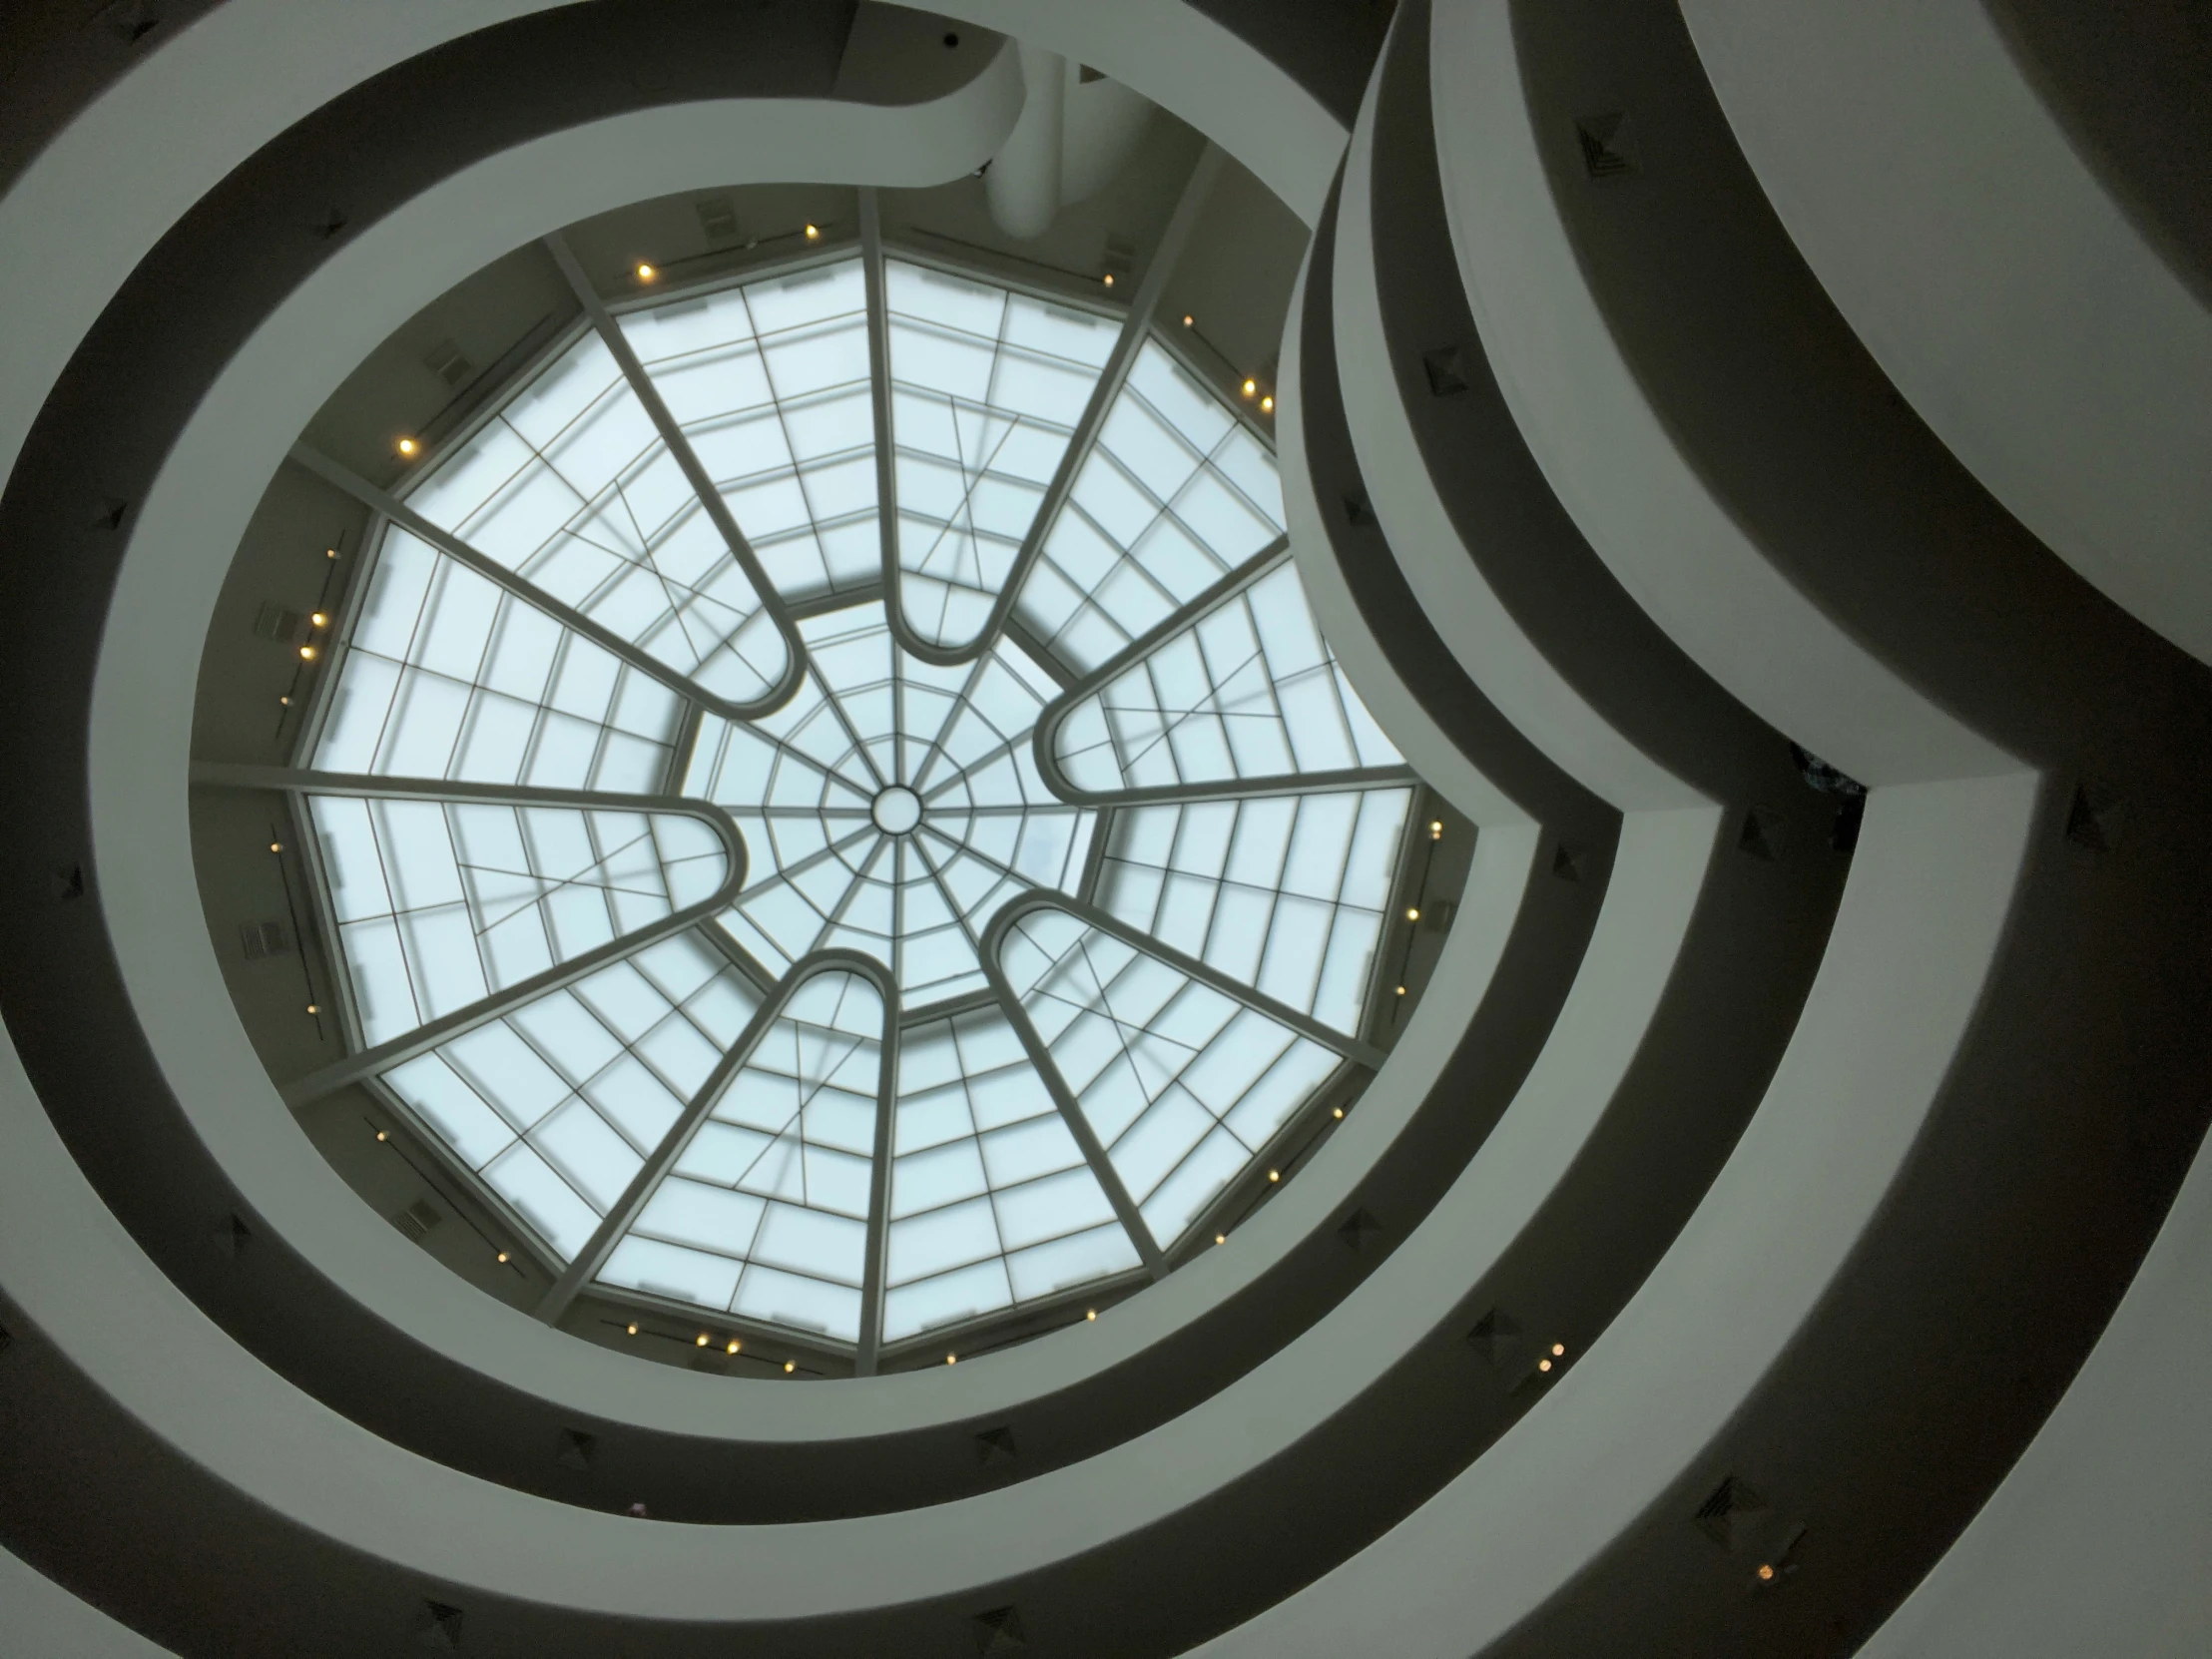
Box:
[289,242,1418,1364]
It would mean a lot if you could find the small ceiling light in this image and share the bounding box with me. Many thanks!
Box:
[298,645,316,661]
[305,1002,318,1015]
[277,695,290,707]
[1405,906,1420,922]
[1430,820,1444,836]
[945,1354,957,1365]
[325,548,339,560]
[696,1334,710,1348]
[783,1360,796,1373]
[1260,395,1274,413]
[269,840,282,853]
[1267,1169,1280,1183]
[374,1130,387,1142]
[1241,378,1257,398]
[635,263,657,281]
[496,1251,509,1264]
[1551,1343,1565,1357]
[1182,313,1194,327]
[727,1339,742,1355]
[626,1323,638,1337]
[396,437,417,456]
[1215,1233,1227,1246]
[1538,1358,1552,1373]
[1102,273,1115,287]
[1757,1564,1775,1582]
[1394,985,1407,996]
[310,612,328,628]
[1085,1310,1097,1322]
[804,223,821,241]
[1332,1106,1345,1120]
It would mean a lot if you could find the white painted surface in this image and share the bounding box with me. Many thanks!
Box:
[1861,1060,2212,1656]
[1334,41,1702,813]
[1683,0,2212,672]
[0,776,1718,1618]
[1280,244,1538,830]
[1429,2,2014,790]
[79,75,1523,1445]
[1188,771,2040,1657]
[0,1546,176,1657]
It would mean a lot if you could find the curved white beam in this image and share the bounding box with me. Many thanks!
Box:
[1858,1063,2212,1656]
[0,819,1538,1621]
[1681,0,2212,672]
[1186,771,2038,1658]
[0,1544,176,1658]
[1428,1,2013,790]
[1334,39,1700,814]
[43,53,1538,1471]
[1280,250,1535,830]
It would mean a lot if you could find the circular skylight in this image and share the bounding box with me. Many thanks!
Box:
[283,246,1420,1364]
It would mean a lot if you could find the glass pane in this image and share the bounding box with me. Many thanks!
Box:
[998,907,1344,1246]
[379,930,761,1259]
[1052,561,1401,793]
[598,969,884,1341]
[312,797,729,1047]
[885,261,1113,649]
[1014,340,1285,673]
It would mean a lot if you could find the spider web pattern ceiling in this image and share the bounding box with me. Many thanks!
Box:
[303,248,1419,1359]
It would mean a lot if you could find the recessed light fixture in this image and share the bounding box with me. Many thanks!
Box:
[626,1323,638,1337]
[1394,985,1406,996]
[727,1339,742,1355]
[396,437,417,456]
[374,1130,386,1142]
[277,695,289,706]
[1260,395,1274,413]
[309,612,327,628]
[1085,1310,1097,1322]
[1429,820,1444,837]
[1267,1169,1280,1183]
[1551,1343,1565,1357]
[1405,906,1420,922]
[298,645,316,661]
[1215,1233,1228,1246]
[945,1354,957,1366]
[1241,378,1257,397]
[1538,1358,1552,1373]
[1332,1107,1345,1119]
[305,1003,318,1015]
[804,223,821,241]
[325,548,338,560]
[696,1334,710,1348]
[1102,273,1115,287]
[783,1360,796,1373]
[496,1251,509,1264]
[635,262,656,281]
[269,840,282,852]
[1182,313,1194,327]
[1757,1563,1775,1582]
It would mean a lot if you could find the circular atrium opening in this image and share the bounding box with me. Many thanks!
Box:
[190,113,1462,1379]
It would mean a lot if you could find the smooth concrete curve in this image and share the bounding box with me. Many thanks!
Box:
[1681,0,2212,673]
[1333,33,1698,815]
[1188,771,2039,1657]
[68,64,1557,1451]
[1279,257,1533,830]
[0,829,1542,1624]
[1428,1,2013,791]
[1860,1064,2212,1657]
[0,1545,176,1658]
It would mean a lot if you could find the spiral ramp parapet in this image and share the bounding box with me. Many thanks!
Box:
[0,3,2207,1655]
